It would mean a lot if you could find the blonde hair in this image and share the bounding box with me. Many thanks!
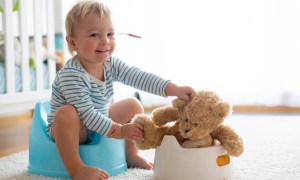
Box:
[65,0,112,54]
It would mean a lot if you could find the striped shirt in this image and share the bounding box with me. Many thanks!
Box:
[47,56,170,136]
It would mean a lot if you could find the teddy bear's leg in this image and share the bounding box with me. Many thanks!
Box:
[181,135,213,148]
[211,124,244,157]
[132,114,165,150]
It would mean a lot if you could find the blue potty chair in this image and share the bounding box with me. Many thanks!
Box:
[28,101,127,179]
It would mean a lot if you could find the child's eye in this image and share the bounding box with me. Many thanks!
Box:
[107,33,115,38]
[90,33,99,37]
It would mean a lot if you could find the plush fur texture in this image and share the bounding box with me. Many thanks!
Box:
[132,90,244,157]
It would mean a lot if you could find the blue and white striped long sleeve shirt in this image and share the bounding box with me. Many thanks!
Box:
[47,56,170,136]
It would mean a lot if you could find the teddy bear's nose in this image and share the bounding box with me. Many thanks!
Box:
[185,129,190,133]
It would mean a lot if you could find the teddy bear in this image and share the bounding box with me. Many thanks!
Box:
[0,31,62,68]
[132,90,244,157]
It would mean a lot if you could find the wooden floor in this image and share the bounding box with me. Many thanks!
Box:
[0,112,33,157]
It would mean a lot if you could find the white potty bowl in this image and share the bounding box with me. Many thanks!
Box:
[154,135,233,180]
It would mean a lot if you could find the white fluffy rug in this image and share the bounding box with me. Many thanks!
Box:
[1,114,300,180]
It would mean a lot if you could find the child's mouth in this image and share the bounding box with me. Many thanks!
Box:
[96,50,109,53]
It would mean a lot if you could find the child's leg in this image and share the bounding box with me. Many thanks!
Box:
[50,105,109,179]
[109,98,153,170]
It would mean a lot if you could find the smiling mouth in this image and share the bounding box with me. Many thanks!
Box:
[96,50,109,53]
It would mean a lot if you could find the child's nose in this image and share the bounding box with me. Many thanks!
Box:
[101,36,109,44]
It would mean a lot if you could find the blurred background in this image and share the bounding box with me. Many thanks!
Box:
[60,0,300,107]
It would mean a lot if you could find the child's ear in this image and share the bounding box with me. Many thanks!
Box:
[66,36,77,50]
[172,98,188,109]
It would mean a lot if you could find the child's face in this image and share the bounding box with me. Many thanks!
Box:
[70,13,115,64]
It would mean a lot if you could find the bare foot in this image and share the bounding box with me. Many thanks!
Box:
[72,165,109,180]
[126,153,153,169]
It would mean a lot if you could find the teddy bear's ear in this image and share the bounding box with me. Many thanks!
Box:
[172,98,188,108]
[211,101,232,118]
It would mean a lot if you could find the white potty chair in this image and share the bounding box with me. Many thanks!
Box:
[154,135,233,180]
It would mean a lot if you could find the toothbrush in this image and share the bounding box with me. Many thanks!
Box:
[117,33,141,39]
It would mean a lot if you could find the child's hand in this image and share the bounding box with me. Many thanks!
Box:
[121,123,144,141]
[112,123,144,141]
[165,82,195,101]
[175,86,195,101]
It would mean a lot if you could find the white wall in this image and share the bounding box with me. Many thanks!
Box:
[59,0,300,107]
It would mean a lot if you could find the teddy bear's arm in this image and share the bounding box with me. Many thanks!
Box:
[132,114,179,149]
[152,106,179,126]
[211,124,244,157]
[132,114,165,149]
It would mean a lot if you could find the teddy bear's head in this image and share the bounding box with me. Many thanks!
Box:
[172,91,232,140]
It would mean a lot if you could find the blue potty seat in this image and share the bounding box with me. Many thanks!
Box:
[28,101,127,179]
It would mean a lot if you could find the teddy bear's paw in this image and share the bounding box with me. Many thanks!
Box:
[225,139,244,157]
[132,114,162,150]
[132,114,149,126]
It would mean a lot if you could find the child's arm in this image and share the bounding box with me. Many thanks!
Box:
[165,82,195,101]
[111,57,195,100]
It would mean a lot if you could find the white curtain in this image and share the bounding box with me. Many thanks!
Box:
[65,0,300,107]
